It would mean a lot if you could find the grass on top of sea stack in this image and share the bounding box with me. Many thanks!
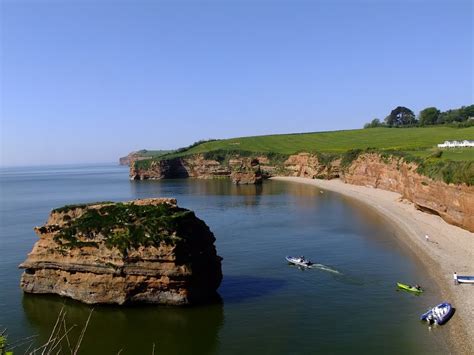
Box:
[53,202,198,254]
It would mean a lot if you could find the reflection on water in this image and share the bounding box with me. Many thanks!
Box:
[130,179,324,209]
[219,275,286,304]
[22,294,224,355]
[1,166,450,355]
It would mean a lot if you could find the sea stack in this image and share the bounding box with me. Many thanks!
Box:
[19,198,223,305]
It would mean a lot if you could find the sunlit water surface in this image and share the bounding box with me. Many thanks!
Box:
[0,164,448,354]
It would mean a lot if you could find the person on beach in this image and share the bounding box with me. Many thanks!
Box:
[425,235,430,242]
[454,272,458,285]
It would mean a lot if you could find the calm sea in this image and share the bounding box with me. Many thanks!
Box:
[0,164,448,354]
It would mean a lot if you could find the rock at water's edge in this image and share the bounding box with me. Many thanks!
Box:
[19,198,223,305]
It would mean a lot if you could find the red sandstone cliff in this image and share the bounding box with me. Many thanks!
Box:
[119,151,152,166]
[342,154,474,232]
[20,198,223,305]
[128,152,473,232]
[283,153,341,179]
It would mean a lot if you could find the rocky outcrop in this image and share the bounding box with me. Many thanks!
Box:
[19,198,223,305]
[283,153,341,179]
[129,153,339,181]
[130,158,190,180]
[119,151,151,166]
[130,155,231,180]
[343,154,474,232]
[230,158,263,185]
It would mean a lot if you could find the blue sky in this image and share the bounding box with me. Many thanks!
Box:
[1,0,472,166]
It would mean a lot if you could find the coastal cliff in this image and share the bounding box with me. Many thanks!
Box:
[128,152,474,232]
[119,151,151,166]
[129,153,337,181]
[342,154,474,232]
[119,150,172,166]
[130,154,274,183]
[19,198,223,305]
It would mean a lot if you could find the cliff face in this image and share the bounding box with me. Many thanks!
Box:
[119,151,151,166]
[128,152,473,232]
[343,154,474,232]
[130,153,338,181]
[283,153,341,179]
[20,198,223,305]
[230,158,263,185]
[130,156,230,180]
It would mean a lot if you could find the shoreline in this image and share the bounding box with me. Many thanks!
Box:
[271,177,474,354]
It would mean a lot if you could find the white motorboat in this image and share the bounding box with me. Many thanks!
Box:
[285,256,313,267]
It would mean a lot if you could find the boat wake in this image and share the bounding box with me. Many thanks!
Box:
[309,263,342,275]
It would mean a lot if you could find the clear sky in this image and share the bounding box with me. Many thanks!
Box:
[1,0,472,166]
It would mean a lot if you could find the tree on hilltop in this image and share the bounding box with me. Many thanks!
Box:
[419,107,440,125]
[363,118,384,128]
[385,106,416,126]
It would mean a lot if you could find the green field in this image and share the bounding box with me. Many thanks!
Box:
[164,126,474,159]
[407,148,474,161]
[135,149,173,157]
[136,126,473,185]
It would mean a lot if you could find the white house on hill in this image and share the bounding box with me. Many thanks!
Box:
[437,140,474,148]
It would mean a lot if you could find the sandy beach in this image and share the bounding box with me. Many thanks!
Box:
[271,177,474,354]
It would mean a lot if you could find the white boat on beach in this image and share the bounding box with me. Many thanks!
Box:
[457,275,474,284]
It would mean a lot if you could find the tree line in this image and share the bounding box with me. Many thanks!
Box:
[363,104,474,128]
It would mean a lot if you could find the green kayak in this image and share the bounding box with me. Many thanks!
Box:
[397,282,423,293]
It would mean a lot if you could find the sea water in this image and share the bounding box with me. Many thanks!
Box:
[0,164,448,354]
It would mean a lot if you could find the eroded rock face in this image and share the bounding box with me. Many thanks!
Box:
[343,154,474,232]
[19,198,223,305]
[129,153,339,181]
[119,151,152,166]
[127,152,473,232]
[130,156,230,180]
[230,158,263,185]
[283,153,340,179]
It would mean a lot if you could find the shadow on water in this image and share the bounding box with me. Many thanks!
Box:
[22,293,224,355]
[218,275,286,303]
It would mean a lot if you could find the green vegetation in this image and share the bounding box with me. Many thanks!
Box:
[404,148,474,161]
[52,202,114,213]
[133,158,155,170]
[135,149,173,157]
[133,125,473,185]
[419,107,441,126]
[54,203,196,255]
[364,104,474,128]
[157,126,474,157]
[384,106,417,126]
[441,149,474,161]
[418,160,474,186]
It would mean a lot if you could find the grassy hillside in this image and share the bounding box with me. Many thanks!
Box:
[134,149,174,157]
[135,126,473,185]
[162,126,474,159]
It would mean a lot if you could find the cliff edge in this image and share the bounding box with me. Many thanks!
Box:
[19,198,223,305]
[129,152,473,232]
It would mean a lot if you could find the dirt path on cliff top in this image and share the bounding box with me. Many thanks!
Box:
[271,177,474,354]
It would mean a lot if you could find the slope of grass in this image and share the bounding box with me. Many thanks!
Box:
[135,149,173,157]
[134,126,473,185]
[163,126,474,158]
